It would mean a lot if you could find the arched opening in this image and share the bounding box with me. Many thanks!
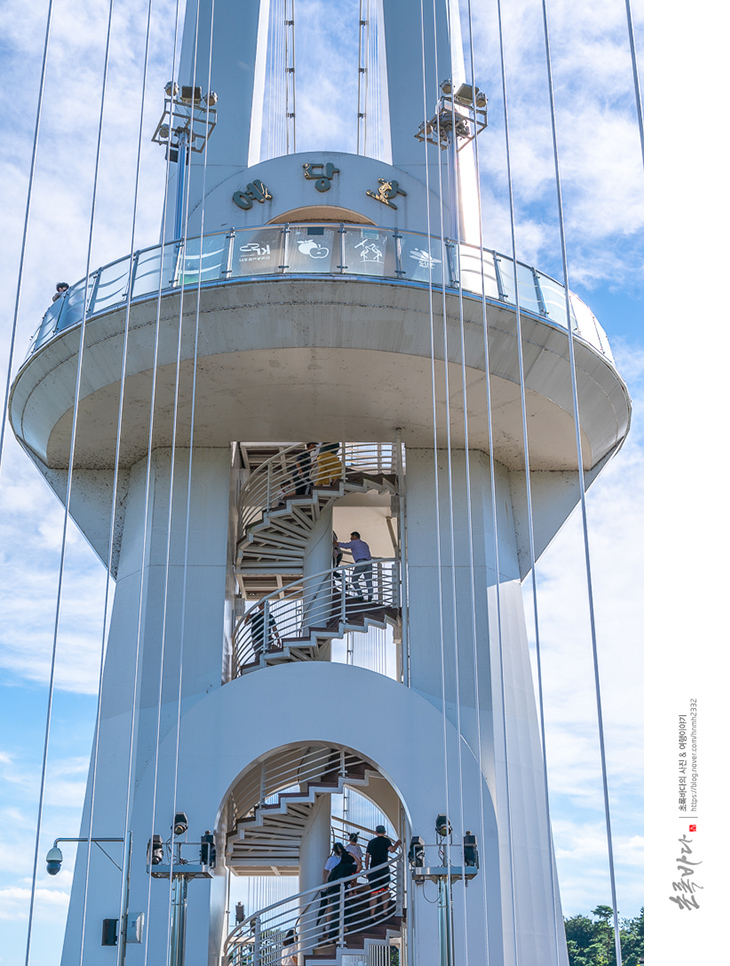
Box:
[268,205,376,225]
[220,741,408,964]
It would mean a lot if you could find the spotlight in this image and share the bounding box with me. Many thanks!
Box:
[408,836,425,868]
[440,79,452,95]
[46,846,63,876]
[464,831,479,868]
[165,81,180,97]
[173,812,188,837]
[147,835,164,865]
[435,814,452,837]
[200,831,216,868]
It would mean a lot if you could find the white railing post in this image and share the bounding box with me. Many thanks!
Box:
[253,917,261,966]
[263,600,270,654]
[337,881,345,947]
[259,763,266,807]
[340,567,347,624]
[265,463,272,511]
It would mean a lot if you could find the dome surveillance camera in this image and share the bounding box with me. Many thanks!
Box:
[46,846,63,876]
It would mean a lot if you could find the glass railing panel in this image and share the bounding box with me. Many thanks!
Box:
[569,292,613,359]
[232,227,283,276]
[515,261,542,316]
[34,298,66,347]
[131,246,163,299]
[56,281,89,332]
[399,232,445,286]
[286,225,337,273]
[177,232,229,286]
[89,257,131,315]
[458,245,501,300]
[341,226,396,278]
[493,253,515,303]
[537,272,569,328]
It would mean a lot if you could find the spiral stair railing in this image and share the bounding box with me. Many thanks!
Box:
[237,441,397,544]
[224,854,404,966]
[233,560,399,674]
[227,746,384,878]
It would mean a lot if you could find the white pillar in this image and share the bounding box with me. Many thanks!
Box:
[61,447,230,965]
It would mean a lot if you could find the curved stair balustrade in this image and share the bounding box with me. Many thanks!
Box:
[226,747,380,876]
[233,560,400,675]
[237,441,398,553]
[224,854,404,966]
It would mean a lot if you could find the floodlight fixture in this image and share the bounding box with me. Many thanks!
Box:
[415,79,488,151]
[435,814,452,837]
[148,835,164,865]
[464,830,479,868]
[46,846,63,875]
[200,831,216,868]
[408,835,425,868]
[173,812,189,836]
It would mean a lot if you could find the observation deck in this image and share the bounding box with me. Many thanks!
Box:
[10,223,630,477]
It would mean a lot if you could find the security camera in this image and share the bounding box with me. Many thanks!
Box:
[46,846,63,876]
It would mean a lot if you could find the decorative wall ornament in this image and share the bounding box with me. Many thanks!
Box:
[233,180,273,210]
[366,178,407,209]
[302,162,339,191]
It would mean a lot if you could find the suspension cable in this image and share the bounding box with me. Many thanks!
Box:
[140,0,188,960]
[492,0,564,957]
[285,0,296,153]
[539,0,624,961]
[76,0,157,961]
[0,0,55,483]
[23,1,118,962]
[624,0,644,162]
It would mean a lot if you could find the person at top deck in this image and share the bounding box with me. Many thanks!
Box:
[338,532,373,601]
[52,281,69,302]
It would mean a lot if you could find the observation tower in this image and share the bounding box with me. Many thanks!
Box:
[9,1,630,964]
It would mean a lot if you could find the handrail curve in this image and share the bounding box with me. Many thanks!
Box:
[237,440,397,543]
[234,559,399,675]
[25,223,613,363]
[224,853,403,965]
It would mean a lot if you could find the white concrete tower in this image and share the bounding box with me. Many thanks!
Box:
[9,2,630,965]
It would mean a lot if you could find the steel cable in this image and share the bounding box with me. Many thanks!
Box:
[539,0,624,960]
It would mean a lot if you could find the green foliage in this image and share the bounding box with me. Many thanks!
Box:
[564,906,643,966]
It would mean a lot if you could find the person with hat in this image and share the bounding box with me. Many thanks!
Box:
[364,826,401,920]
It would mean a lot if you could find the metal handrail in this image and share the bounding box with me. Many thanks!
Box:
[233,560,399,674]
[236,440,397,540]
[228,745,373,826]
[25,223,613,363]
[224,853,403,966]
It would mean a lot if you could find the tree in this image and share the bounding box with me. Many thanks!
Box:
[564,906,644,966]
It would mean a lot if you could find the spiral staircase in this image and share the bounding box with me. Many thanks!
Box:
[225,447,406,963]
[232,443,402,676]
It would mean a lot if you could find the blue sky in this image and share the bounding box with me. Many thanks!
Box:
[0,0,643,962]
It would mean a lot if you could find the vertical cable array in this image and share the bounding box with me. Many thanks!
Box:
[76,0,157,961]
[285,0,296,154]
[0,0,55,483]
[22,0,119,962]
[356,0,370,154]
[539,0,624,961]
